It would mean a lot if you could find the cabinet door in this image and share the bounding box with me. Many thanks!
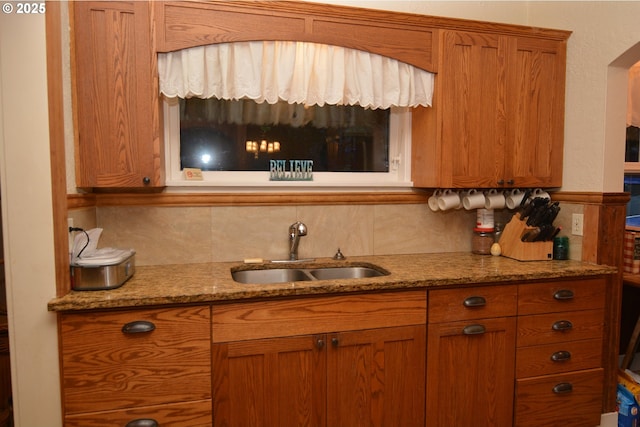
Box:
[438,31,508,188]
[59,306,211,414]
[514,368,603,427]
[327,325,426,427]
[212,335,326,427]
[64,400,212,427]
[73,1,163,189]
[426,317,516,427]
[505,36,566,187]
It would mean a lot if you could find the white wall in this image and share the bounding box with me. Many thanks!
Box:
[1,1,637,425]
[0,9,62,427]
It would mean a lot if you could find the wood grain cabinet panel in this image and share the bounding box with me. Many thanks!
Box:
[59,306,211,418]
[212,290,427,343]
[514,279,606,427]
[516,338,603,378]
[327,326,426,427]
[426,316,516,427]
[412,29,568,188]
[514,369,604,427]
[212,334,326,427]
[428,284,517,322]
[427,285,517,427]
[212,326,426,427]
[517,278,606,315]
[73,1,162,189]
[63,400,212,427]
[211,291,426,427]
[516,309,604,347]
[505,36,566,188]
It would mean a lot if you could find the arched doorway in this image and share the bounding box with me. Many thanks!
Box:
[608,42,640,367]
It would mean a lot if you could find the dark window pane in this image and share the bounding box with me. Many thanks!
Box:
[179,98,389,172]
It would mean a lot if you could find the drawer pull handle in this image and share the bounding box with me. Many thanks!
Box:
[552,320,573,331]
[463,324,486,335]
[552,383,573,394]
[463,296,486,308]
[121,321,156,334]
[550,350,571,362]
[553,289,574,300]
[126,419,158,427]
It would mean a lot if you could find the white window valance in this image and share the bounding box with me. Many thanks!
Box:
[158,41,434,109]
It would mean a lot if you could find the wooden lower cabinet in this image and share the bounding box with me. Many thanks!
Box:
[426,317,516,427]
[212,325,426,427]
[59,305,212,426]
[212,334,326,427]
[514,369,604,427]
[63,400,213,427]
[514,278,606,427]
[56,279,611,427]
[426,285,517,427]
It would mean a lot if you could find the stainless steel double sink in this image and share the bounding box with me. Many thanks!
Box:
[232,264,389,284]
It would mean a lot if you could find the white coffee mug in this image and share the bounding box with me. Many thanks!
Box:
[463,189,485,210]
[530,188,551,201]
[484,189,506,210]
[438,189,461,211]
[428,189,442,212]
[505,189,525,210]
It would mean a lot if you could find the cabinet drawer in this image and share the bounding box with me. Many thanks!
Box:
[64,399,212,427]
[428,285,517,323]
[516,309,604,347]
[60,306,212,414]
[517,278,606,315]
[516,338,603,378]
[212,290,427,342]
[514,368,603,427]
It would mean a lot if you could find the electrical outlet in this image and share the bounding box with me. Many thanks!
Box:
[572,213,584,236]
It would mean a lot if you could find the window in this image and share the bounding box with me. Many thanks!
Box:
[164,98,413,188]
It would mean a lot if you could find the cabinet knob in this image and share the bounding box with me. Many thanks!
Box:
[553,289,574,301]
[462,324,486,335]
[142,176,151,185]
[552,320,573,332]
[552,383,573,394]
[331,337,339,347]
[506,179,515,185]
[550,350,572,362]
[121,320,156,334]
[463,296,486,308]
[497,179,504,186]
[316,339,325,349]
[126,419,159,427]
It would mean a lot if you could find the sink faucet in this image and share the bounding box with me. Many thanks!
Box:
[289,221,307,260]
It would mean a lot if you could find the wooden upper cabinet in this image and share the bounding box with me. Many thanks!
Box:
[155,1,439,73]
[70,0,569,191]
[505,36,566,188]
[73,1,163,190]
[412,29,568,188]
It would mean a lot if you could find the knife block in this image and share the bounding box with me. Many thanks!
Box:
[499,213,553,261]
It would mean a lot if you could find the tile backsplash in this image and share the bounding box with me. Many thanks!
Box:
[68,204,475,265]
[69,201,583,266]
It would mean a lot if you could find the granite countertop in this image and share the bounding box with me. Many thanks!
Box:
[47,252,616,312]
